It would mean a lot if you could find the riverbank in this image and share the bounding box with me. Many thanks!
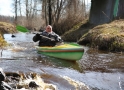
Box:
[0,22,17,48]
[62,19,124,52]
[0,20,124,52]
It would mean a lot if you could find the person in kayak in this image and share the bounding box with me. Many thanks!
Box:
[33,25,63,46]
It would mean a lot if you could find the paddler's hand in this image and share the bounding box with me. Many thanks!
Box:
[50,37,55,41]
[36,33,40,38]
[33,33,41,42]
[55,36,62,42]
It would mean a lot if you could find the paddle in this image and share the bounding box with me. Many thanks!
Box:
[16,25,55,41]
[16,25,29,32]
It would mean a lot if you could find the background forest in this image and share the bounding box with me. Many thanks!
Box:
[0,0,90,35]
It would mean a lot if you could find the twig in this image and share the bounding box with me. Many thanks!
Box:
[102,11,112,21]
[1,49,3,57]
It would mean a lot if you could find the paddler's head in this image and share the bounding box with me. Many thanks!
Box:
[46,25,52,33]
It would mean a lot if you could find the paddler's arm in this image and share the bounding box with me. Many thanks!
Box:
[33,33,55,42]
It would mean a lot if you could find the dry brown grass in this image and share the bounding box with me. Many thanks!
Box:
[0,35,7,48]
[0,22,17,48]
[0,22,17,34]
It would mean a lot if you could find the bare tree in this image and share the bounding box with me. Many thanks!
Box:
[18,0,22,16]
[14,0,18,25]
[53,0,65,24]
[25,0,29,20]
[11,0,90,32]
[48,0,52,25]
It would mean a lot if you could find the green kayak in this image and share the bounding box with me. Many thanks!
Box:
[35,43,84,61]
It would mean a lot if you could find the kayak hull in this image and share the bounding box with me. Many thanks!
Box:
[36,43,84,61]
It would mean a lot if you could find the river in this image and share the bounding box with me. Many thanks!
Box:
[0,33,124,90]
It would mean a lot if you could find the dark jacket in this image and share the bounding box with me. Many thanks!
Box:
[33,31,63,46]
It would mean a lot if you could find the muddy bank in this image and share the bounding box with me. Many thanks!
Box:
[62,19,124,52]
[61,20,95,42]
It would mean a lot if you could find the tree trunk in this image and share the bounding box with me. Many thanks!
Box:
[18,0,22,16]
[48,0,52,25]
[45,0,48,25]
[117,0,124,18]
[14,0,18,25]
[89,0,116,25]
[42,0,45,19]
[26,0,29,20]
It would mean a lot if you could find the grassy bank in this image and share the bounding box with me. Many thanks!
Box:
[78,19,124,52]
[0,22,17,48]
[61,20,95,42]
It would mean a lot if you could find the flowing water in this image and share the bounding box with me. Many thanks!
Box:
[0,33,124,90]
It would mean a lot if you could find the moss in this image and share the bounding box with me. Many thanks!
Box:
[111,41,124,51]
[62,20,95,41]
[78,19,124,52]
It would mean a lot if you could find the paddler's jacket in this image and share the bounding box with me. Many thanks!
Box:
[33,31,63,46]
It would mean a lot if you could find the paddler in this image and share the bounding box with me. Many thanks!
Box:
[33,25,63,46]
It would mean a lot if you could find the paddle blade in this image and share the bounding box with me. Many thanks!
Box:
[16,25,29,32]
